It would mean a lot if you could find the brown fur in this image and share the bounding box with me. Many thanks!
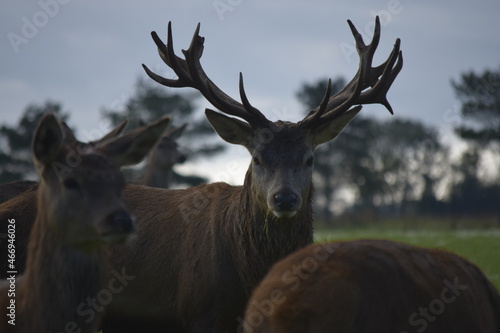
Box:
[0,99,376,332]
[244,240,500,333]
[140,124,186,188]
[0,123,317,332]
[102,156,315,331]
[0,180,37,204]
[0,187,38,277]
[0,119,131,273]
[0,114,169,333]
[0,16,403,331]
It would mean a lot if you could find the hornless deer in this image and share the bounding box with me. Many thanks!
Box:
[140,123,187,188]
[0,119,130,276]
[0,114,170,333]
[0,17,402,332]
[0,118,128,204]
[243,240,500,333]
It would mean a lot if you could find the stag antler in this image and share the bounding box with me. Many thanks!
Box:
[142,22,270,129]
[299,16,403,129]
[143,17,402,131]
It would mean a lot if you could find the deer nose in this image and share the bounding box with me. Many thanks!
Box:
[274,192,298,211]
[101,211,136,243]
[111,211,136,234]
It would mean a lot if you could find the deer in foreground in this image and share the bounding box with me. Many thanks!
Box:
[0,120,186,277]
[0,17,402,332]
[0,119,130,277]
[0,114,170,333]
[140,123,187,188]
[100,16,402,332]
[244,240,500,333]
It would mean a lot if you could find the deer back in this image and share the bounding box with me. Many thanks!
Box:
[244,239,500,333]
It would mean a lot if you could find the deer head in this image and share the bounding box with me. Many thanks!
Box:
[142,17,402,218]
[151,123,187,169]
[32,114,171,249]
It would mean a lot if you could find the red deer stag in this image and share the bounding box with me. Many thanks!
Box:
[0,114,170,333]
[140,123,187,188]
[243,240,500,333]
[101,16,402,332]
[0,17,402,332]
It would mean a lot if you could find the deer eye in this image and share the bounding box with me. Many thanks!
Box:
[63,178,81,191]
[253,157,261,166]
[305,156,314,167]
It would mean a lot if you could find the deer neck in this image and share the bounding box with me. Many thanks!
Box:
[143,158,172,188]
[231,170,314,288]
[19,213,105,332]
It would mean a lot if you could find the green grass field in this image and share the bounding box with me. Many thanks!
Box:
[314,227,500,290]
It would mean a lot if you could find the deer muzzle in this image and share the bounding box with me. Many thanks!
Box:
[269,188,302,218]
[99,210,137,244]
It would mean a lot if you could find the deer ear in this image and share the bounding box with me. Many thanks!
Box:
[91,118,129,146]
[61,122,78,144]
[32,113,65,166]
[97,116,171,167]
[311,106,362,148]
[166,123,187,140]
[205,109,253,147]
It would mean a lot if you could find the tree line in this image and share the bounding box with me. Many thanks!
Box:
[1,67,499,226]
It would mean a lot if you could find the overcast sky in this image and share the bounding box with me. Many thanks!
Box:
[1,0,499,183]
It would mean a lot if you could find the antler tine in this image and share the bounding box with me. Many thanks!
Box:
[144,23,204,89]
[238,73,271,127]
[299,79,332,128]
[301,16,403,127]
[359,41,403,114]
[348,16,381,88]
[165,21,193,84]
[142,22,271,129]
[182,28,260,123]
[301,50,367,128]
[142,23,189,88]
[320,65,366,121]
